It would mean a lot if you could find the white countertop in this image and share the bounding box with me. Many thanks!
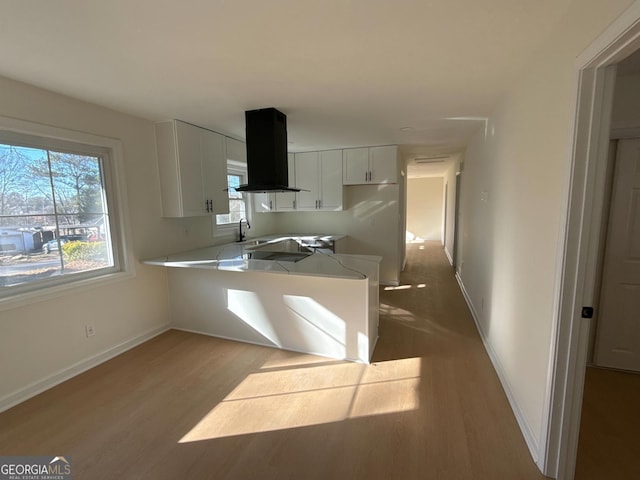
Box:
[143,234,380,280]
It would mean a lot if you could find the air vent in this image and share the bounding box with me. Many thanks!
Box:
[414,155,449,164]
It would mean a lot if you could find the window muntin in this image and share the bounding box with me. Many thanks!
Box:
[216,172,247,226]
[0,137,117,293]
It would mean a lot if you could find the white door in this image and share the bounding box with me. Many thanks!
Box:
[319,150,342,210]
[175,121,206,216]
[595,138,640,371]
[201,129,229,214]
[276,153,297,211]
[295,152,320,210]
[369,145,398,184]
[343,148,369,185]
[253,193,275,213]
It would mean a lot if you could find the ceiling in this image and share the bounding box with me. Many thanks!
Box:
[0,1,573,165]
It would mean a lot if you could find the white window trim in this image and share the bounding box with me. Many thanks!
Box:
[213,161,252,240]
[0,115,135,311]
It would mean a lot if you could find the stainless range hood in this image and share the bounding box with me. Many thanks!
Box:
[235,107,300,193]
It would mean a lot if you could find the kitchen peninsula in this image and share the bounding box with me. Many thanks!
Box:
[145,235,380,363]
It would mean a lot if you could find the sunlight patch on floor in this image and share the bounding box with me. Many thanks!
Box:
[179,357,422,442]
[384,283,427,291]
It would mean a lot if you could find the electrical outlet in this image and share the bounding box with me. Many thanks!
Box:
[85,324,95,337]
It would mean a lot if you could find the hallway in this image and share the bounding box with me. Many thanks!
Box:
[374,241,546,478]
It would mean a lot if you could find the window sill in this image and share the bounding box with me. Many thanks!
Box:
[0,269,135,312]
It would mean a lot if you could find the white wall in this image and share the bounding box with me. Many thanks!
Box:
[406,177,443,242]
[443,157,461,264]
[271,184,402,285]
[455,0,635,465]
[0,75,232,410]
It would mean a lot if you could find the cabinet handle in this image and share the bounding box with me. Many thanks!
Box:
[318,199,322,209]
[365,171,368,182]
[269,200,273,210]
[293,199,296,209]
[205,199,211,212]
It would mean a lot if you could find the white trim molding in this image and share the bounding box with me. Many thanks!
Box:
[455,273,540,464]
[545,2,640,478]
[0,325,170,413]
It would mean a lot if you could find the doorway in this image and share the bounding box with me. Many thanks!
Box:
[592,137,640,372]
[547,7,640,479]
[405,176,444,244]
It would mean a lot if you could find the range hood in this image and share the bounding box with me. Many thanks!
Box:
[235,107,300,193]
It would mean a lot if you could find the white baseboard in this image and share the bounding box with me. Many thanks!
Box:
[444,246,453,266]
[454,273,540,464]
[0,324,170,413]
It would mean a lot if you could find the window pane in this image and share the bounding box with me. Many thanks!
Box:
[0,144,54,217]
[216,172,246,225]
[228,175,243,199]
[50,151,107,216]
[0,216,63,287]
[0,140,115,292]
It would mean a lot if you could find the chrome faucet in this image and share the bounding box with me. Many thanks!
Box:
[238,218,250,242]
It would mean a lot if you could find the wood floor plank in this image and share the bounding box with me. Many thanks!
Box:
[575,366,640,479]
[0,242,547,479]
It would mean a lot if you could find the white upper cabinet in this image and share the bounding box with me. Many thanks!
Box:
[295,150,343,211]
[253,192,275,213]
[201,129,229,213]
[343,148,370,185]
[319,150,343,210]
[156,120,228,217]
[343,145,398,185]
[275,153,297,211]
[295,152,320,210]
[254,154,296,212]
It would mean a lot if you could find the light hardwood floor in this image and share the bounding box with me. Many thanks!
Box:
[0,242,547,479]
[575,366,640,479]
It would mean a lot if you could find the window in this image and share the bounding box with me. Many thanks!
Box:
[0,127,125,298]
[216,173,247,225]
[215,162,249,232]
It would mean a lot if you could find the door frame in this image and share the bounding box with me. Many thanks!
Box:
[453,171,461,268]
[544,3,640,478]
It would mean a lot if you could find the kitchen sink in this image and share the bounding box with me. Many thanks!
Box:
[244,238,312,253]
[240,250,311,262]
[241,239,271,247]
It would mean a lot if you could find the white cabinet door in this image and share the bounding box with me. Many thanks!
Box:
[202,128,229,214]
[343,146,397,185]
[343,148,369,185]
[156,120,229,217]
[275,153,297,211]
[319,150,343,210]
[369,145,397,184]
[174,120,205,217]
[295,152,320,210]
[253,193,275,212]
